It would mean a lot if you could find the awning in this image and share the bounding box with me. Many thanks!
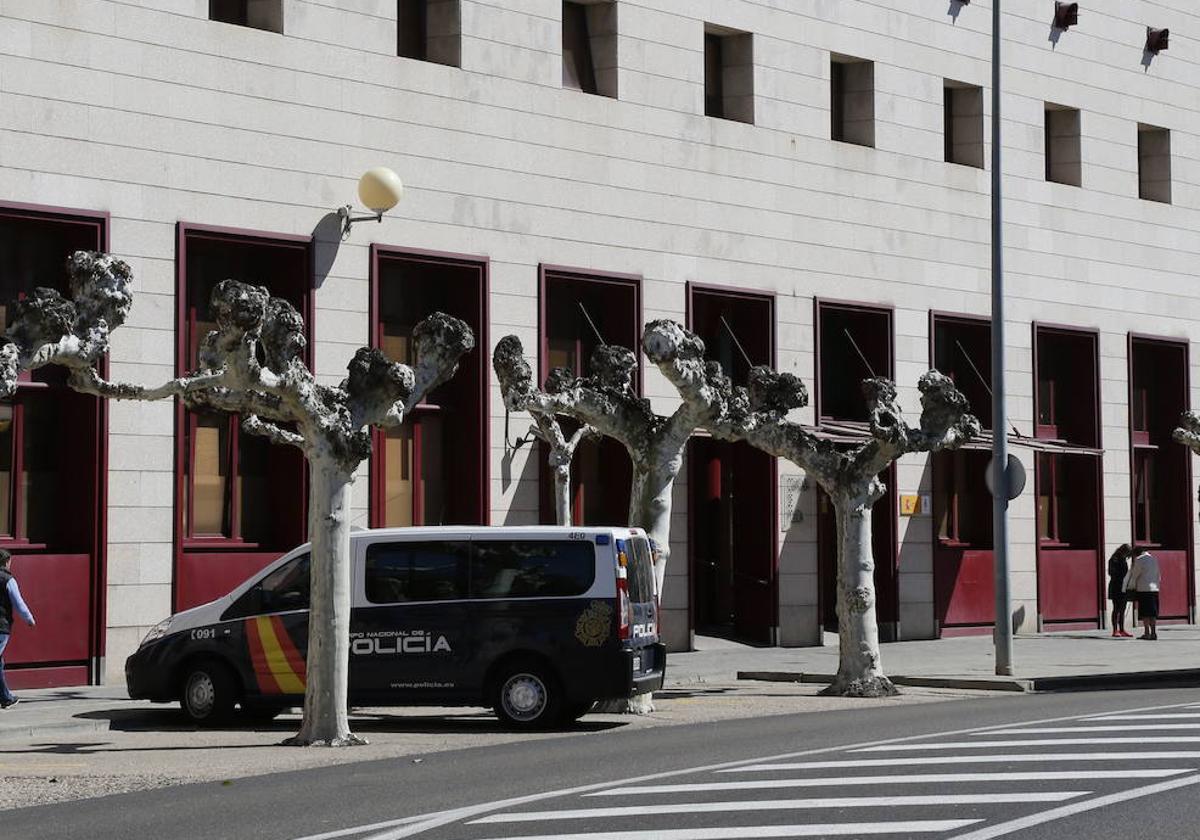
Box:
[813,422,1103,456]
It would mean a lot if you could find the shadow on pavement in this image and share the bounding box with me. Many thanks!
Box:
[69,707,628,736]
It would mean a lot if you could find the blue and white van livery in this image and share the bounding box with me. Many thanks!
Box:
[125,526,665,729]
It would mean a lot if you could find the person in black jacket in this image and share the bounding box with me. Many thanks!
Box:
[1107,543,1133,638]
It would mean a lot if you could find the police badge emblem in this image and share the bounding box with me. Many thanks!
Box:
[575,600,613,647]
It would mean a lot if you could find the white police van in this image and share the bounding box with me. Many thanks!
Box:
[126,526,665,729]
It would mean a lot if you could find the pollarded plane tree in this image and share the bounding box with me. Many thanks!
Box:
[711,366,979,697]
[1173,412,1200,500]
[524,367,598,526]
[494,320,738,595]
[0,251,474,746]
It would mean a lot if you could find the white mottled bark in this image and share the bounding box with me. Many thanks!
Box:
[826,485,896,697]
[552,459,572,526]
[285,457,365,746]
[630,460,677,595]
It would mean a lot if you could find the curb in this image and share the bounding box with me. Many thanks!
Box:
[738,668,1200,694]
[0,717,112,744]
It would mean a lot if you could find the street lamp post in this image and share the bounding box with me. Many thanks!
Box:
[991,0,1015,676]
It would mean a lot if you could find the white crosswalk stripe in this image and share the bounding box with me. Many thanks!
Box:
[585,769,1189,797]
[462,823,982,840]
[1090,713,1200,720]
[855,737,1200,751]
[985,725,1200,733]
[722,752,1200,771]
[469,792,1088,823]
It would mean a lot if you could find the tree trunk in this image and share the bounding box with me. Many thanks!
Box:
[821,491,897,698]
[283,456,367,746]
[552,460,572,526]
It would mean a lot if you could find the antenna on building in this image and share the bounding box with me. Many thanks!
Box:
[719,315,754,368]
[577,303,605,345]
[843,328,877,378]
[955,339,1022,438]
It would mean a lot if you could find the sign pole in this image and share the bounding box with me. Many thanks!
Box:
[991,0,1014,676]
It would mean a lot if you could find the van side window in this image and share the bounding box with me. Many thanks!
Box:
[365,541,469,604]
[223,553,311,620]
[470,540,595,598]
[627,537,656,603]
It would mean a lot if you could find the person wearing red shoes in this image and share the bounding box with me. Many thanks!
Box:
[1124,548,1161,641]
[1106,544,1134,638]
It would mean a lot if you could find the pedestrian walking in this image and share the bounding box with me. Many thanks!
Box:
[0,549,35,708]
[1124,548,1160,641]
[1107,543,1133,638]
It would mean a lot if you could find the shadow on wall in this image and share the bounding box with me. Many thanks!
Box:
[500,444,540,525]
[311,211,343,290]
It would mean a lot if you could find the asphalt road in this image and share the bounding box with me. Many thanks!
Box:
[9,687,1200,840]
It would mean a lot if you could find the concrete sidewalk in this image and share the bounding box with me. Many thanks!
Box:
[2,624,1197,744]
[675,625,1200,691]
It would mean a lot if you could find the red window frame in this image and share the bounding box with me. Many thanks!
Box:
[175,223,314,550]
[367,245,489,529]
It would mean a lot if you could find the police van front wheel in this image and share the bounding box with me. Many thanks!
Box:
[492,662,565,730]
[180,660,237,725]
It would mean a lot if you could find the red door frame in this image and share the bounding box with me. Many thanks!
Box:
[814,298,898,637]
[0,200,109,686]
[536,264,642,527]
[928,311,993,636]
[174,222,314,610]
[685,282,778,645]
[1031,322,1105,630]
[367,244,490,527]
[1127,332,1195,622]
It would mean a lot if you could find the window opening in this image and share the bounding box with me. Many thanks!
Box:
[1138,124,1171,204]
[704,27,754,124]
[396,0,461,67]
[944,81,984,168]
[831,56,874,147]
[1045,104,1082,186]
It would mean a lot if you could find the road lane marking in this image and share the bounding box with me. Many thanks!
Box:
[344,699,1200,840]
[293,816,428,840]
[985,725,1200,733]
[855,737,1200,751]
[722,753,1200,770]
[589,770,1189,796]
[465,822,981,840]
[949,771,1200,839]
[1089,714,1200,720]
[470,792,1088,823]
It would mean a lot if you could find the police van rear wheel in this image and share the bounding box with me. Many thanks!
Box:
[181,660,236,725]
[493,663,564,729]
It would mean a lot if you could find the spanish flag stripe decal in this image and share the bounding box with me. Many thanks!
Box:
[256,616,306,694]
[269,615,307,684]
[245,617,283,695]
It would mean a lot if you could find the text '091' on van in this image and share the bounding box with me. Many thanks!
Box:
[126,526,665,729]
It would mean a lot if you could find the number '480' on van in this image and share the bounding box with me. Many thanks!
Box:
[125,526,666,729]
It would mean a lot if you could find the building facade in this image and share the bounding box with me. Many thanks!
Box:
[1,0,1197,685]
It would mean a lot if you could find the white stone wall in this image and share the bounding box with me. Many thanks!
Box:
[2,0,1199,676]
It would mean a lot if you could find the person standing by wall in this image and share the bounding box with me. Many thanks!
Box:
[1124,548,1161,641]
[0,549,36,708]
[1107,544,1133,638]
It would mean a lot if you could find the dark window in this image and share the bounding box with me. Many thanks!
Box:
[1034,328,1098,446]
[372,251,485,528]
[209,0,283,32]
[627,536,655,604]
[831,57,874,146]
[180,230,309,550]
[224,553,311,619]
[704,28,753,124]
[1138,124,1171,204]
[1129,338,1190,550]
[689,287,772,386]
[539,268,638,526]
[0,207,105,553]
[935,449,992,547]
[1036,453,1099,548]
[932,316,991,429]
[818,303,891,422]
[396,0,461,67]
[563,2,598,94]
[397,0,428,60]
[944,81,984,168]
[1045,104,1082,186]
[471,540,596,598]
[365,541,469,604]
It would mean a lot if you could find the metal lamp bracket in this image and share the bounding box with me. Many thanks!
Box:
[337,205,383,239]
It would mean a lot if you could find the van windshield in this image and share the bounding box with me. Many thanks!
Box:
[627,537,656,603]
